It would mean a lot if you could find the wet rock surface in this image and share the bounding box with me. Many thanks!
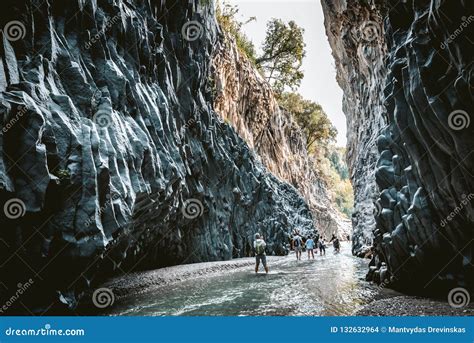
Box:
[323,0,473,293]
[0,0,315,313]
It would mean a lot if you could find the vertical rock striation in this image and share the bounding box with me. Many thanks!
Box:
[0,0,315,313]
[323,0,473,292]
[321,0,388,255]
[373,0,473,292]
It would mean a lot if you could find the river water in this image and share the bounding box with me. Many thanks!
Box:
[107,242,377,316]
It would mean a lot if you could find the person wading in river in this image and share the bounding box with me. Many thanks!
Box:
[254,233,269,274]
[292,232,303,261]
[305,236,315,259]
[318,237,326,256]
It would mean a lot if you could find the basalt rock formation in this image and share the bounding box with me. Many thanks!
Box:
[323,0,473,293]
[322,0,387,256]
[213,34,351,240]
[0,0,315,314]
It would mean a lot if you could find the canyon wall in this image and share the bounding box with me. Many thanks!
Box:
[321,0,387,255]
[212,34,351,240]
[0,0,315,313]
[323,0,473,293]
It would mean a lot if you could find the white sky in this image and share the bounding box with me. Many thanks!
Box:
[223,0,346,147]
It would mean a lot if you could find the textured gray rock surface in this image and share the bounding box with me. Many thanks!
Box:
[321,0,387,255]
[323,0,473,293]
[0,0,315,313]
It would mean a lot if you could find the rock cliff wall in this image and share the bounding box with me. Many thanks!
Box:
[212,34,351,240]
[321,0,387,255]
[323,0,473,293]
[0,0,315,313]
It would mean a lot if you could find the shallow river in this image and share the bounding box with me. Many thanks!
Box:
[107,242,377,316]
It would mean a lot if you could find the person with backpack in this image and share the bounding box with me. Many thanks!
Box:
[292,232,303,260]
[254,233,269,274]
[305,236,315,259]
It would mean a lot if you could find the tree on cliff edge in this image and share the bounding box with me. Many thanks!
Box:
[256,19,306,93]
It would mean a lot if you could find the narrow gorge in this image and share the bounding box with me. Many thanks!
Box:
[0,0,472,315]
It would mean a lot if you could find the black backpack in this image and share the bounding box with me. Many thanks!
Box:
[294,237,301,247]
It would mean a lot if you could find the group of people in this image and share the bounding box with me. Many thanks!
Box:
[253,231,342,273]
[291,231,327,260]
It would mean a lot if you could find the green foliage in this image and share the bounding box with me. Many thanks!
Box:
[317,147,354,218]
[279,92,337,152]
[54,168,71,184]
[216,2,257,63]
[256,19,306,93]
[328,148,349,180]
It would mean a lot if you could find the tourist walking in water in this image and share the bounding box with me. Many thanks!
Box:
[254,233,269,274]
[318,237,326,256]
[333,237,340,253]
[292,231,303,260]
[305,236,315,259]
